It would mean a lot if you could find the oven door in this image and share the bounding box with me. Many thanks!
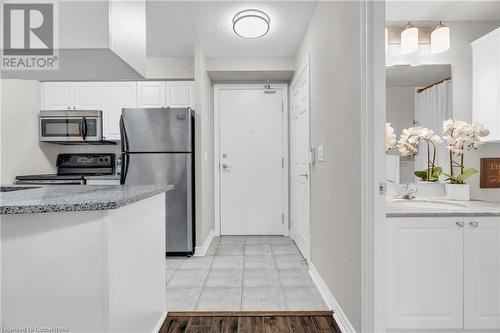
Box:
[40,116,102,142]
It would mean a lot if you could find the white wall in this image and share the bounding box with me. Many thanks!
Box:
[146,57,194,80]
[0,80,59,184]
[194,46,215,246]
[295,2,362,330]
[387,21,500,202]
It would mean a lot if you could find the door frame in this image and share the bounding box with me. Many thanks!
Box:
[213,83,289,236]
[290,56,311,261]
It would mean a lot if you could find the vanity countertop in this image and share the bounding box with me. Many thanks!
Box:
[386,197,500,217]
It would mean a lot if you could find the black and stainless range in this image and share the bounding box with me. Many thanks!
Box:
[15,154,115,185]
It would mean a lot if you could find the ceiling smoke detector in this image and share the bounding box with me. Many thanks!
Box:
[233,9,270,39]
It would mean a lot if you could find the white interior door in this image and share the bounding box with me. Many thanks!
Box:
[291,61,311,259]
[219,88,285,235]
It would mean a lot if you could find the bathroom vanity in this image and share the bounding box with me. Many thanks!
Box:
[384,198,500,332]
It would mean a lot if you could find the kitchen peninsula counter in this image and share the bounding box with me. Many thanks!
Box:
[0,184,173,214]
[1,184,172,333]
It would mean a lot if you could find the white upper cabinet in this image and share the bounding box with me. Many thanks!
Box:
[165,81,194,108]
[42,82,74,110]
[387,218,464,330]
[137,81,194,108]
[137,82,165,108]
[73,83,103,110]
[472,28,500,142]
[42,82,102,110]
[102,82,137,140]
[464,217,500,330]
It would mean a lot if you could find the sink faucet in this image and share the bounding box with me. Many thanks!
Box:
[394,183,417,199]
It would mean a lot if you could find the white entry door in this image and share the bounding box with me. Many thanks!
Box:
[218,87,286,235]
[290,61,311,259]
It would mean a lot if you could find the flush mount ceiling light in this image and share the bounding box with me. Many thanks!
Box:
[400,22,419,54]
[431,22,450,54]
[233,9,270,39]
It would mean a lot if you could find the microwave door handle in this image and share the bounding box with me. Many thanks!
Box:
[82,117,88,140]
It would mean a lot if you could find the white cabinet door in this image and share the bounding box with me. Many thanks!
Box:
[137,82,165,108]
[464,217,500,330]
[387,217,464,329]
[165,81,194,108]
[73,83,103,110]
[102,83,137,140]
[472,28,500,142]
[41,82,73,110]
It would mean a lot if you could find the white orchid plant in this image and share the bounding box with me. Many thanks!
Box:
[385,123,397,153]
[398,126,443,182]
[442,119,489,184]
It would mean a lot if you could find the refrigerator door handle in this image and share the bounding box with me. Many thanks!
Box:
[119,115,129,152]
[120,153,129,184]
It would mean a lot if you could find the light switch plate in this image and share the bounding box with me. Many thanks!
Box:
[317,145,325,162]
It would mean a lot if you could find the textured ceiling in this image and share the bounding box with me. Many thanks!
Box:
[146,1,317,57]
[386,1,500,21]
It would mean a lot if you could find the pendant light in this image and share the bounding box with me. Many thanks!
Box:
[400,22,418,54]
[431,22,450,54]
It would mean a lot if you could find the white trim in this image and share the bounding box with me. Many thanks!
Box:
[289,55,311,261]
[213,83,289,236]
[309,263,356,333]
[360,1,386,333]
[193,229,215,256]
[151,311,168,333]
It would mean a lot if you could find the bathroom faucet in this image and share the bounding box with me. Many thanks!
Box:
[394,183,417,199]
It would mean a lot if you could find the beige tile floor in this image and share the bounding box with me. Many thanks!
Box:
[165,236,329,311]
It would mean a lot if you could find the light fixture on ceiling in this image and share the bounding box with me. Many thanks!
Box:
[431,22,450,54]
[232,9,270,39]
[400,22,418,54]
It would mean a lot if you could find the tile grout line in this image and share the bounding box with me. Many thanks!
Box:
[193,244,217,311]
[270,242,288,310]
[240,237,247,311]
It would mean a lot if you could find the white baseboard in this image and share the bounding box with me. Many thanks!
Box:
[193,229,215,256]
[151,311,167,333]
[309,262,357,333]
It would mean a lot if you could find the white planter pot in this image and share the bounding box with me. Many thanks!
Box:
[445,184,470,201]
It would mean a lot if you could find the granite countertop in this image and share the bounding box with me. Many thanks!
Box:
[386,197,500,217]
[0,185,173,215]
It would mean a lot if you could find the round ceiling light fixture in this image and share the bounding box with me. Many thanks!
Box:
[232,9,270,39]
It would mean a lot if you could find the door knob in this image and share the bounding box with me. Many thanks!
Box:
[222,164,232,170]
[469,221,479,228]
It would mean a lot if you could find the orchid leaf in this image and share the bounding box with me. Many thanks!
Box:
[415,167,442,182]
[457,168,478,182]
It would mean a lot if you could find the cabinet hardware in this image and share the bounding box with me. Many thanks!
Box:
[469,221,479,228]
[456,221,465,228]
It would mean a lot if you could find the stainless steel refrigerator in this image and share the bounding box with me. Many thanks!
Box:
[120,107,195,256]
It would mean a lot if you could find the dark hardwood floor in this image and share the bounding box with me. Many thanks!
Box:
[159,311,341,333]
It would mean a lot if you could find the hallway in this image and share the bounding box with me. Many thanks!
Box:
[166,236,328,312]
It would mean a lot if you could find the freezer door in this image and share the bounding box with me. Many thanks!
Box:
[123,153,193,253]
[121,108,192,152]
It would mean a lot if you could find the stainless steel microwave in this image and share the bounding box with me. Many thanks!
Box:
[39,110,103,143]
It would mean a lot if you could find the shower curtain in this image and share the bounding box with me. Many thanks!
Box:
[415,79,452,178]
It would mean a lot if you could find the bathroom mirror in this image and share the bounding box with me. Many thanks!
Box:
[386,64,452,184]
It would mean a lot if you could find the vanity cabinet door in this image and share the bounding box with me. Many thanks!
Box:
[387,217,464,330]
[464,217,500,330]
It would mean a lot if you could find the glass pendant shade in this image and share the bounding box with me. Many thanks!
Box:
[401,24,418,54]
[431,23,450,54]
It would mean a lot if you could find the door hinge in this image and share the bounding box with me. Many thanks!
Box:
[282,158,285,168]
[281,101,284,112]
[282,214,285,224]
